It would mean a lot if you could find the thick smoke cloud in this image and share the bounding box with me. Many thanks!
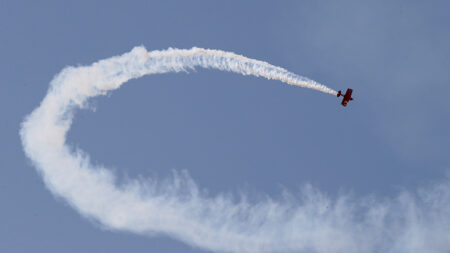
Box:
[20,47,450,253]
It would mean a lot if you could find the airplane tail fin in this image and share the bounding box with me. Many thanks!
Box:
[337,90,342,97]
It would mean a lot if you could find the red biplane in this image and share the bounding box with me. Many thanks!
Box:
[337,89,354,107]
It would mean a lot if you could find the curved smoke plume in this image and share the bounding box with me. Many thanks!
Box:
[20,47,450,253]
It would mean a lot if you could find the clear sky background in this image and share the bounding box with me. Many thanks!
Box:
[1,1,450,252]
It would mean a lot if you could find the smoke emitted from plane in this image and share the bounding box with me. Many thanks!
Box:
[20,47,450,253]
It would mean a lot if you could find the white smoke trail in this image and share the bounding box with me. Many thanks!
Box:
[20,46,450,253]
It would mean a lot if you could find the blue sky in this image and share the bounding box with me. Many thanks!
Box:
[1,1,450,252]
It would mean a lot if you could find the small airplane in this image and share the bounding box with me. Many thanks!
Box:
[337,88,354,107]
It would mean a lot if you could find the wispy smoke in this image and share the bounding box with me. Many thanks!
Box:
[20,47,450,253]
